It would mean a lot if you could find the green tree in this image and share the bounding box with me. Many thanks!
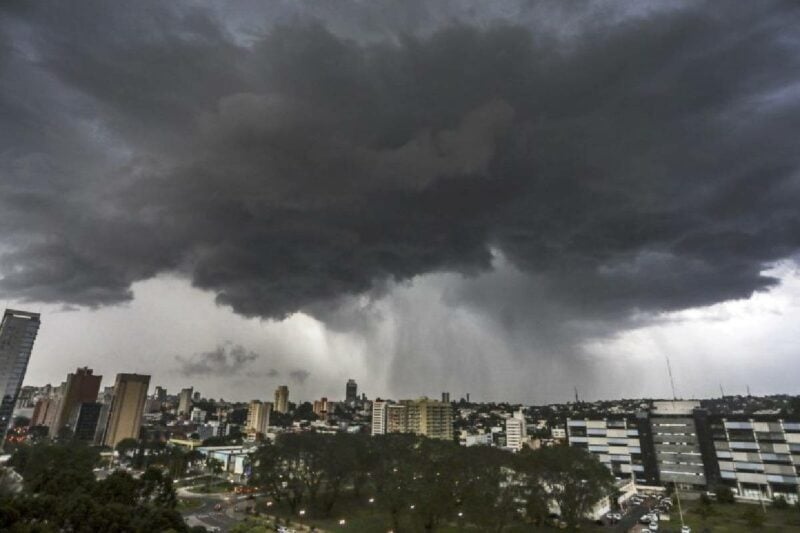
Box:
[742,505,765,528]
[461,446,523,532]
[716,484,735,504]
[527,445,615,529]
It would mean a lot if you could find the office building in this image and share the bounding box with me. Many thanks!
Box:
[650,400,708,490]
[567,416,656,484]
[50,367,102,436]
[0,309,40,441]
[711,416,800,503]
[246,400,271,436]
[441,392,450,404]
[103,373,150,448]
[274,385,289,414]
[382,398,453,440]
[178,387,193,415]
[505,410,527,451]
[190,407,206,424]
[72,402,102,441]
[346,379,358,404]
[313,397,328,418]
[31,397,54,427]
[371,399,388,435]
[154,386,167,402]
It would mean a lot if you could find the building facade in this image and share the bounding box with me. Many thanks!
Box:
[346,379,357,404]
[103,373,150,448]
[371,399,388,435]
[246,400,271,436]
[274,385,289,414]
[178,387,193,416]
[50,367,102,437]
[505,410,527,451]
[0,309,40,441]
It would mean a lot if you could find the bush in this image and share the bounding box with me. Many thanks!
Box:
[716,485,735,504]
[773,495,789,509]
[742,506,765,528]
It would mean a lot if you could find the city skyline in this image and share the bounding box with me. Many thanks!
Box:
[2,2,800,404]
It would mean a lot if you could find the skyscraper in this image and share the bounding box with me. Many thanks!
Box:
[274,385,289,414]
[50,367,102,437]
[178,387,193,415]
[154,386,167,401]
[0,309,40,442]
[346,379,357,404]
[103,373,150,448]
[505,410,527,451]
[371,399,388,435]
[441,392,450,403]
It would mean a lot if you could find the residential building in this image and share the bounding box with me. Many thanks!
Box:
[505,410,527,451]
[394,398,453,441]
[154,386,167,401]
[0,309,40,441]
[50,367,102,437]
[178,387,193,415]
[72,402,102,441]
[441,392,450,403]
[386,403,409,433]
[246,400,271,436]
[371,399,388,435]
[103,373,150,448]
[190,407,206,424]
[313,397,328,418]
[274,385,289,414]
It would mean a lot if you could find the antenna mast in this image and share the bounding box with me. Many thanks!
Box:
[664,354,678,401]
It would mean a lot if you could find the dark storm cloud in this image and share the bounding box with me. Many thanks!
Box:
[177,343,260,376]
[1,0,800,337]
[289,370,311,384]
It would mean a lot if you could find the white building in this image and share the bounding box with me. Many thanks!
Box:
[190,407,206,424]
[371,399,388,435]
[505,410,527,451]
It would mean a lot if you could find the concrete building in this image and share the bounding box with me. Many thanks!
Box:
[103,373,150,448]
[50,367,101,437]
[441,392,450,403]
[93,386,115,445]
[382,398,453,440]
[386,403,409,433]
[505,410,527,451]
[567,415,656,485]
[274,385,289,414]
[650,400,707,490]
[190,407,206,424]
[371,399,388,435]
[246,400,271,436]
[346,379,358,404]
[178,387,193,416]
[154,386,167,401]
[31,397,54,427]
[0,309,40,441]
[313,397,328,418]
[711,416,800,503]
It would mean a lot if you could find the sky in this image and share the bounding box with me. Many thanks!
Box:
[1,1,799,404]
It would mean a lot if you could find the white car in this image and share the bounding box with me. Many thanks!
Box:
[640,514,651,524]
[649,522,659,531]
[681,527,691,533]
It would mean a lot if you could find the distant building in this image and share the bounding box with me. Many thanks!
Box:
[93,386,115,445]
[650,400,707,490]
[154,386,167,402]
[103,373,150,448]
[50,367,102,437]
[505,410,527,451]
[274,386,289,414]
[346,379,358,404]
[382,398,453,441]
[72,402,102,441]
[371,399,388,435]
[441,392,450,404]
[0,309,40,441]
[178,387,193,416]
[313,397,328,418]
[31,397,53,427]
[190,407,206,424]
[246,400,271,436]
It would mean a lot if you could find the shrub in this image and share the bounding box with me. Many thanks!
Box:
[716,485,735,504]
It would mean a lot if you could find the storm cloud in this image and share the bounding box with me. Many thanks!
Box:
[177,343,260,376]
[2,0,800,367]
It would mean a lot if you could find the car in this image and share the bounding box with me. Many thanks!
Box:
[640,514,651,524]
[681,526,691,533]
[649,522,659,531]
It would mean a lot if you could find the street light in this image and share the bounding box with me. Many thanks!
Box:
[338,518,346,525]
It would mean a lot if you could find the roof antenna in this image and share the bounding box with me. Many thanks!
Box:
[664,354,678,401]
[719,383,725,398]
[746,384,751,397]
[574,386,580,404]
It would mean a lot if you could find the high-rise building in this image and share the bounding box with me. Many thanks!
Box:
[190,407,206,424]
[246,400,271,436]
[441,392,450,404]
[31,397,53,427]
[0,309,40,441]
[346,379,358,404]
[178,387,193,415]
[72,402,102,441]
[154,386,167,402]
[505,410,527,451]
[93,386,115,445]
[387,403,409,433]
[313,397,328,418]
[103,373,150,448]
[371,399,388,435]
[383,398,453,440]
[50,367,102,437]
[650,400,707,490]
[274,385,289,414]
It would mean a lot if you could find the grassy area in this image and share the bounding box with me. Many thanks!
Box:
[671,500,800,532]
[177,498,204,512]
[192,480,236,494]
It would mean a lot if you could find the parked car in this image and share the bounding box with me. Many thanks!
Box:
[681,526,691,533]
[640,514,651,524]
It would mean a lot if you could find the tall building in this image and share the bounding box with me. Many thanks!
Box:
[505,410,527,451]
[72,402,102,441]
[93,386,115,445]
[346,379,358,404]
[0,309,40,441]
[31,397,54,427]
[441,392,450,404]
[313,397,328,418]
[274,385,289,414]
[650,400,707,490]
[178,387,193,415]
[383,398,453,440]
[50,367,102,437]
[246,400,271,436]
[371,399,388,435]
[154,386,167,402]
[103,373,150,448]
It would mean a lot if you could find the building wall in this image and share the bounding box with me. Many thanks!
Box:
[103,373,150,448]
[371,399,387,435]
[51,367,102,437]
[274,386,289,414]
[567,417,653,484]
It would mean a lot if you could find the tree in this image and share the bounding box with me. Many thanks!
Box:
[742,505,765,528]
[716,484,735,504]
[526,446,615,529]
[115,437,140,458]
[461,446,523,532]
[370,434,418,532]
